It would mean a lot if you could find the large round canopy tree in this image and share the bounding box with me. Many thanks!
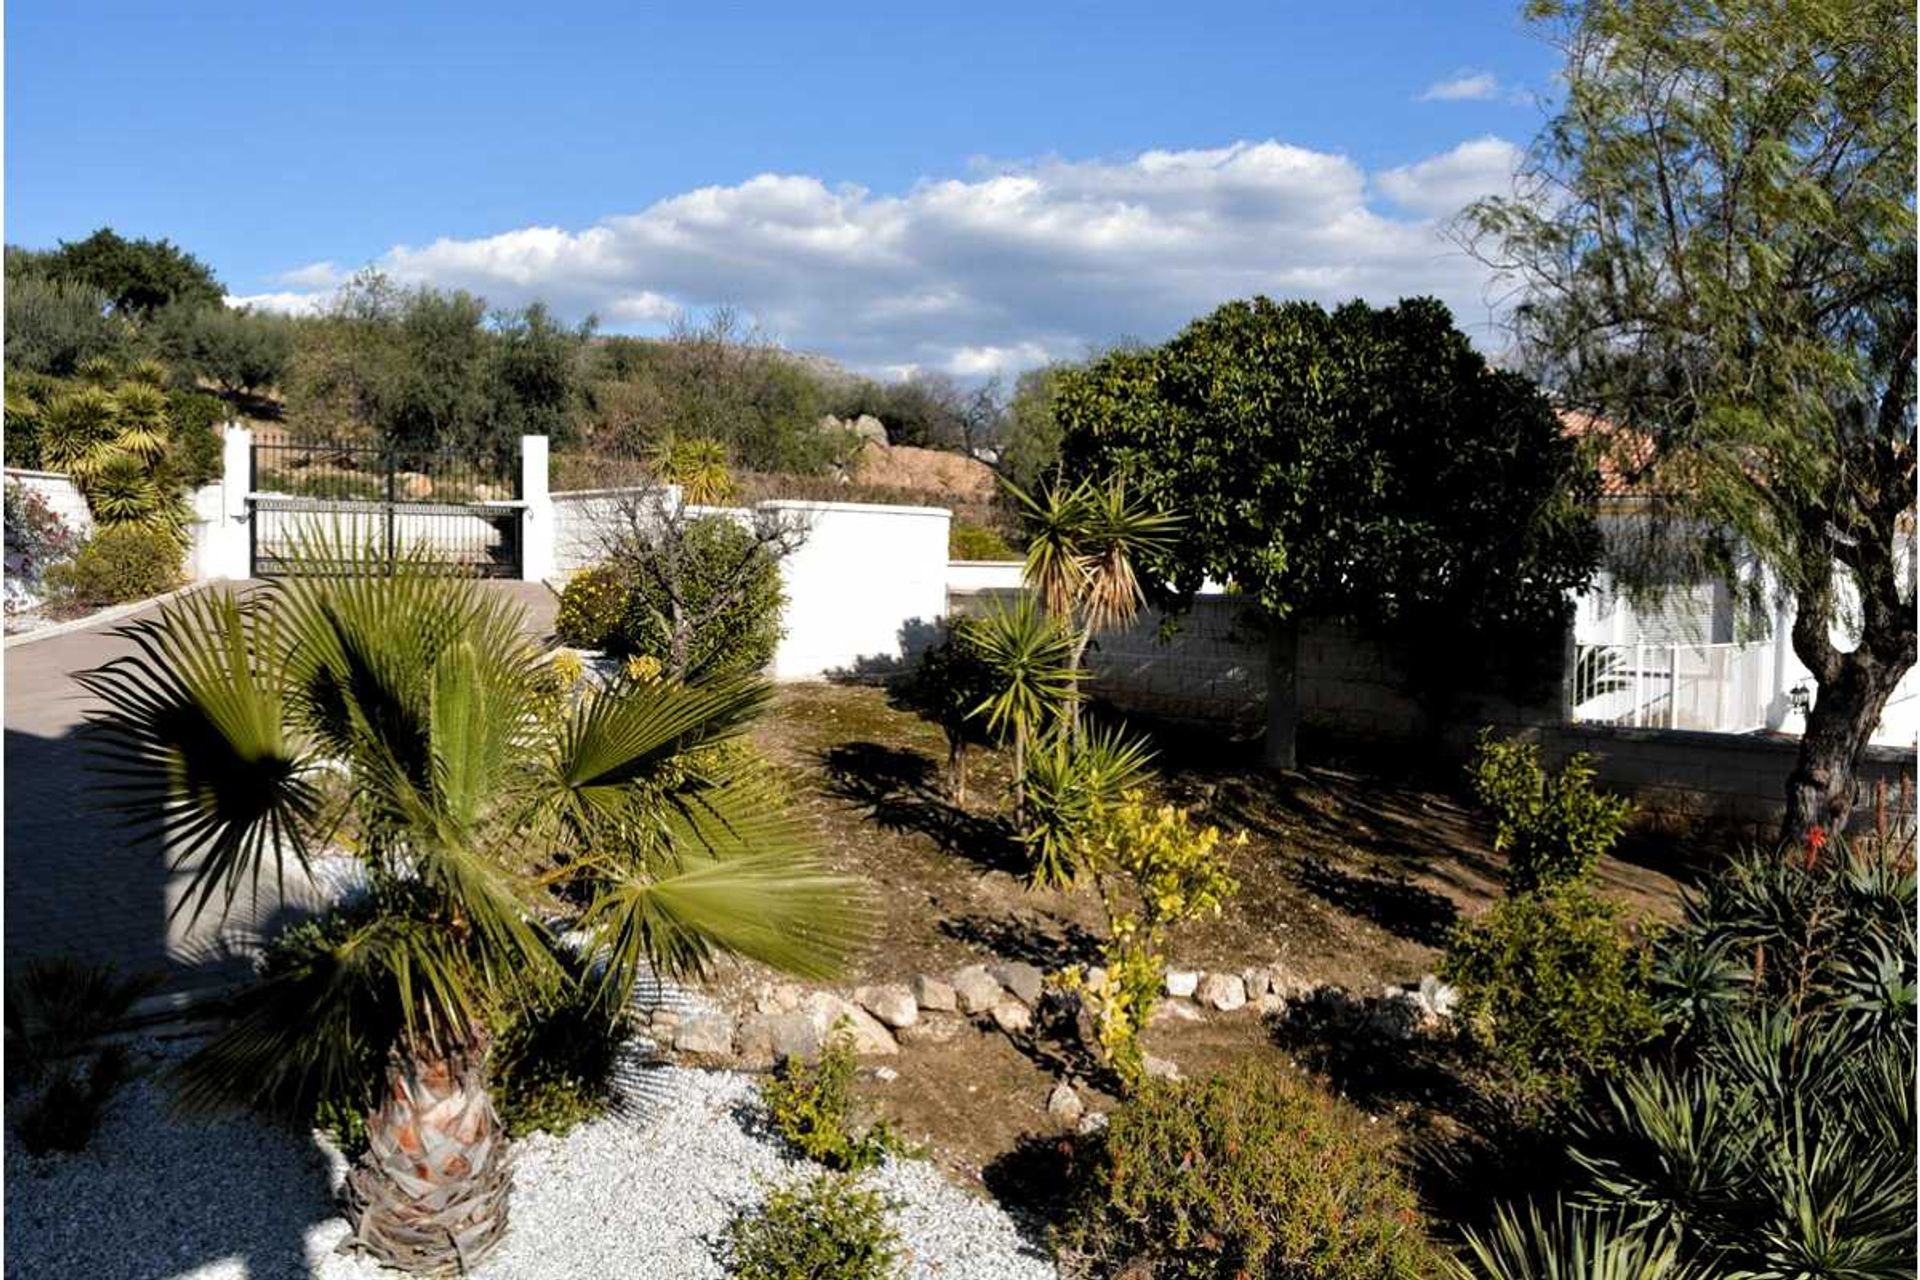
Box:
[1465,0,1915,841]
[1055,295,1600,768]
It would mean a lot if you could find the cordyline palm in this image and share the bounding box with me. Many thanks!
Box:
[965,595,1079,821]
[1003,474,1180,733]
[78,546,869,1276]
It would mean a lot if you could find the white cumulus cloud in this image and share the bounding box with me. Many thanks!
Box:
[241,137,1522,375]
[1420,70,1502,102]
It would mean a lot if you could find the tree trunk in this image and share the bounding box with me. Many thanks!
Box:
[948,736,968,807]
[1781,647,1904,843]
[1012,722,1028,825]
[342,1035,512,1276]
[1264,615,1300,771]
[1066,625,1093,740]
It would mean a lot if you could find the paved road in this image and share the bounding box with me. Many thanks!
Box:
[3,579,559,993]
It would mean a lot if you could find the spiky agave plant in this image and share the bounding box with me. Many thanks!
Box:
[1457,840,1917,1280]
[79,544,871,1275]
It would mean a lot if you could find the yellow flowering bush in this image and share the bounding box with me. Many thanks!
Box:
[1063,791,1242,1089]
[624,653,663,683]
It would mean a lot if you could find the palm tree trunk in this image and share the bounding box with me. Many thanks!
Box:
[342,1034,512,1276]
[1012,722,1028,825]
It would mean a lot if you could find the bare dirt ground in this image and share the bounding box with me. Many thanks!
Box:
[743,681,1695,1187]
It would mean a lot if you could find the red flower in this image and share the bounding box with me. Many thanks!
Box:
[1804,825,1828,868]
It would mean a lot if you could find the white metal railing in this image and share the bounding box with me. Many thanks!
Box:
[1571,640,1774,733]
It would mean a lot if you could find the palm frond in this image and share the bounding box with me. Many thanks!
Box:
[964,596,1080,742]
[76,589,322,923]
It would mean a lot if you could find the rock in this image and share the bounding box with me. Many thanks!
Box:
[757,982,805,1014]
[1164,968,1201,999]
[1077,1111,1110,1136]
[855,983,920,1030]
[849,414,887,445]
[738,1010,821,1065]
[399,472,433,499]
[1241,967,1273,999]
[874,1065,900,1083]
[672,1010,736,1057]
[989,960,1045,1006]
[1047,1082,1083,1125]
[1367,992,1422,1041]
[951,964,1005,1015]
[1269,965,1313,1000]
[1418,973,1460,1019]
[1142,1054,1181,1081]
[912,974,958,1013]
[1198,972,1247,1013]
[804,992,899,1056]
[1084,965,1109,991]
[896,1016,962,1047]
[1254,992,1288,1018]
[989,1002,1033,1034]
[1148,999,1201,1025]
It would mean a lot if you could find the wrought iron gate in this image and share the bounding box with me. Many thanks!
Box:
[249,440,523,578]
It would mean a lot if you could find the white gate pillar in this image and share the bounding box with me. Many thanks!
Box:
[520,435,553,582]
[199,422,254,580]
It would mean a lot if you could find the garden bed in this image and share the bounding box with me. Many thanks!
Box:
[737,681,1693,1187]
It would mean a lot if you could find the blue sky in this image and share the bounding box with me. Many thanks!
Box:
[7,1,1560,374]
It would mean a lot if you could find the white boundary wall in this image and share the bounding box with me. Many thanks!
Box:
[543,486,952,681]
[3,468,95,537]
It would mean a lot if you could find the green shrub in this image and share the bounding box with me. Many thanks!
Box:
[554,564,627,649]
[1442,883,1660,1096]
[1469,730,1632,893]
[44,523,184,607]
[4,483,82,583]
[164,390,227,488]
[488,965,628,1140]
[948,520,1017,560]
[1062,1062,1441,1279]
[721,1172,902,1280]
[615,514,784,681]
[761,1035,903,1172]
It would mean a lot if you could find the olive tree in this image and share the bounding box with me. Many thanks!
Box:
[1056,296,1599,768]
[1466,0,1915,838]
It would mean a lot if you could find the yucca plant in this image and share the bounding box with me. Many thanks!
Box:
[964,595,1080,820]
[1452,1199,1696,1280]
[1019,723,1157,888]
[1003,474,1179,734]
[35,385,124,481]
[649,435,736,505]
[78,544,871,1275]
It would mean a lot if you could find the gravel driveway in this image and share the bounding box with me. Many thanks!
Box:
[5,1040,1058,1280]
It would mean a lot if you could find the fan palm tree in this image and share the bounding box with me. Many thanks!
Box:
[1003,474,1180,733]
[79,548,870,1275]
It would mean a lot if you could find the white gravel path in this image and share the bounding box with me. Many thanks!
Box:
[5,1042,1059,1280]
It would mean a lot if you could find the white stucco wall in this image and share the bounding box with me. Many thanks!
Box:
[3,468,94,539]
[766,500,951,680]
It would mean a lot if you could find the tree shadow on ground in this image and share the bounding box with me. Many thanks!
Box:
[980,1130,1085,1257]
[816,741,1024,874]
[1294,857,1459,947]
[1269,996,1577,1229]
[937,911,1103,972]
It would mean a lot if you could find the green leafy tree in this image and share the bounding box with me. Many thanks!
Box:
[43,227,224,316]
[2,267,127,377]
[1465,0,1915,839]
[151,302,294,395]
[998,363,1071,491]
[80,561,869,1275]
[1056,296,1599,768]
